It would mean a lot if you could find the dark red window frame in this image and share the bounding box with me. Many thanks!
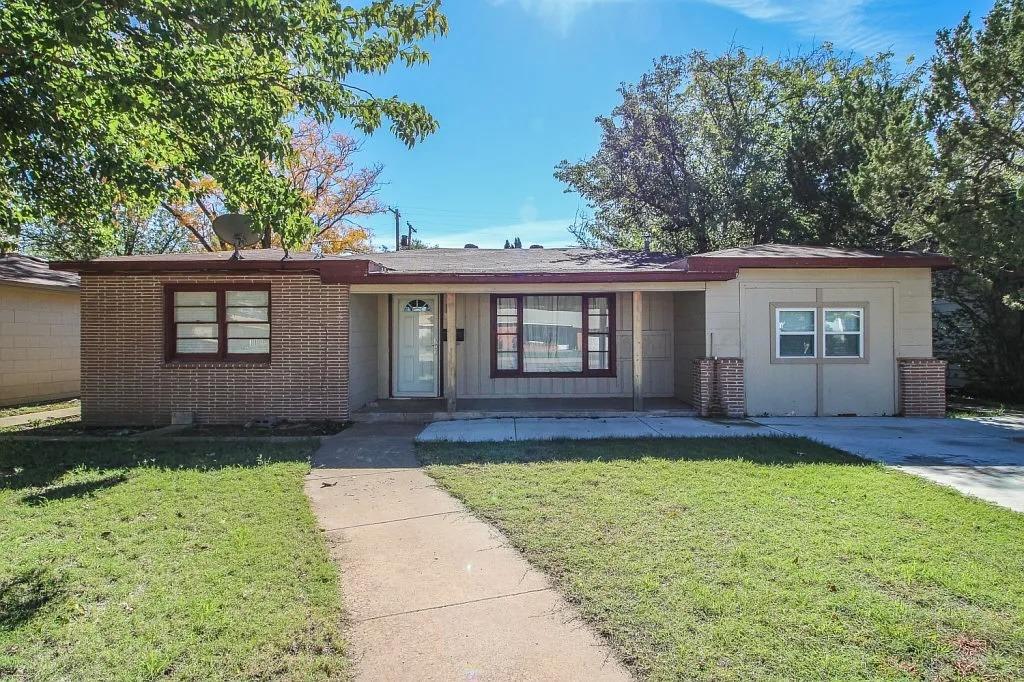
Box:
[164,283,271,363]
[490,293,616,378]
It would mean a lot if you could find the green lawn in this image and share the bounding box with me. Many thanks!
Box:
[0,439,347,681]
[421,437,1024,681]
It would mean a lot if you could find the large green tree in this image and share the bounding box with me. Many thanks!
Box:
[0,0,446,251]
[555,46,925,254]
[924,0,1024,396]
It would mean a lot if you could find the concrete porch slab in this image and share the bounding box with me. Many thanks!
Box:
[415,416,773,443]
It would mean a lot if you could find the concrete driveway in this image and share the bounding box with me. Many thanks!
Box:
[418,415,1024,513]
[756,416,1024,513]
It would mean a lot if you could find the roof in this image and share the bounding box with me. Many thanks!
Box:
[0,253,80,290]
[50,244,953,284]
[684,244,953,271]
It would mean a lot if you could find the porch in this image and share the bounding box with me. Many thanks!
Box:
[348,287,709,419]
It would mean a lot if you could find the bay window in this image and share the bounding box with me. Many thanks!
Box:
[492,294,615,377]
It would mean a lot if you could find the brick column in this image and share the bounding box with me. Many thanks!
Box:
[693,358,745,418]
[898,358,947,417]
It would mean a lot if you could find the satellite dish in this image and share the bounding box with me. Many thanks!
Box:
[212,214,261,260]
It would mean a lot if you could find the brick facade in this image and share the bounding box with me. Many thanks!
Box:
[80,273,349,425]
[693,357,745,418]
[898,358,947,417]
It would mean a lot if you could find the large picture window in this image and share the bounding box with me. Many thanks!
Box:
[492,294,615,377]
[166,284,270,361]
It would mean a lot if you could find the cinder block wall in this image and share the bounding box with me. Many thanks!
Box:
[80,273,349,425]
[0,284,80,407]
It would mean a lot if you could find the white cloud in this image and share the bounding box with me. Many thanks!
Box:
[426,218,577,249]
[701,0,903,53]
[494,0,905,53]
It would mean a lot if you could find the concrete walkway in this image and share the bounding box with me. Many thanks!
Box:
[305,423,631,681]
[417,415,1024,513]
[0,404,80,429]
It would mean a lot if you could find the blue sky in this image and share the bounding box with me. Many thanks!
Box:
[350,0,989,250]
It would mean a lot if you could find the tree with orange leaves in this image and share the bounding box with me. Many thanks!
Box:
[165,120,382,254]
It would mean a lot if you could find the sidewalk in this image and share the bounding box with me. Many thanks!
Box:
[305,422,631,681]
[0,404,80,429]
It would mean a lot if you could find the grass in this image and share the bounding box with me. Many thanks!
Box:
[0,399,79,419]
[420,437,1024,681]
[0,418,147,435]
[0,439,348,681]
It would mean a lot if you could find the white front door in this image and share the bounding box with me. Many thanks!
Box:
[393,294,440,397]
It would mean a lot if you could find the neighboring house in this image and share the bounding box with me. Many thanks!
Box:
[52,244,952,425]
[0,253,81,407]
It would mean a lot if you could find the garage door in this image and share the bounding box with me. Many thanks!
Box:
[742,285,895,416]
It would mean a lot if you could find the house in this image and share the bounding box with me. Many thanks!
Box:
[51,244,952,425]
[1,253,81,407]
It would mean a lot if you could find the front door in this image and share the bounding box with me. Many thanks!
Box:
[393,294,440,397]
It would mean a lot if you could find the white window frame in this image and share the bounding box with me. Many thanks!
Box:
[775,307,817,359]
[822,307,865,359]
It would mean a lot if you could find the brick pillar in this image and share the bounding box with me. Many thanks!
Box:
[693,359,714,416]
[898,358,947,417]
[693,358,745,418]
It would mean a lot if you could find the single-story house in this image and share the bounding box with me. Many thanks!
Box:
[52,244,952,425]
[1,253,81,407]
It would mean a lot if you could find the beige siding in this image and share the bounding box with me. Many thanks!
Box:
[0,284,80,407]
[348,293,379,411]
[706,267,934,417]
[672,292,705,401]
[448,292,675,399]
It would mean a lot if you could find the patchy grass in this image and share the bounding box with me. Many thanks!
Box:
[948,394,1024,420]
[0,399,79,419]
[0,439,348,680]
[421,437,1024,681]
[0,418,148,436]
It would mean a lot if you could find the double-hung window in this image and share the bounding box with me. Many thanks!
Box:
[492,294,615,377]
[775,306,865,360]
[167,285,271,361]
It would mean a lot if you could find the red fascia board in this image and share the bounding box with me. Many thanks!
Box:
[50,259,375,279]
[684,254,954,271]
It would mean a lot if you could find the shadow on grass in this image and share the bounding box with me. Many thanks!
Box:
[417,436,870,467]
[0,568,63,630]
[21,474,128,506]
[0,439,319,492]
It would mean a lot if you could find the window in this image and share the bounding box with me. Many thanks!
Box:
[404,299,431,313]
[776,308,816,358]
[167,285,270,361]
[492,294,615,377]
[824,308,863,358]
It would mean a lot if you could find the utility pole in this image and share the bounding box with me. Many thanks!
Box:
[406,221,417,249]
[388,206,400,251]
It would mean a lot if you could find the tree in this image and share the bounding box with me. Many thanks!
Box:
[923,0,1024,397]
[555,46,925,254]
[22,203,190,259]
[164,119,382,254]
[1,0,447,250]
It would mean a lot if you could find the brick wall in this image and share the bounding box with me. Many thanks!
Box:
[693,357,745,418]
[80,273,349,425]
[0,284,80,407]
[898,358,947,417]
